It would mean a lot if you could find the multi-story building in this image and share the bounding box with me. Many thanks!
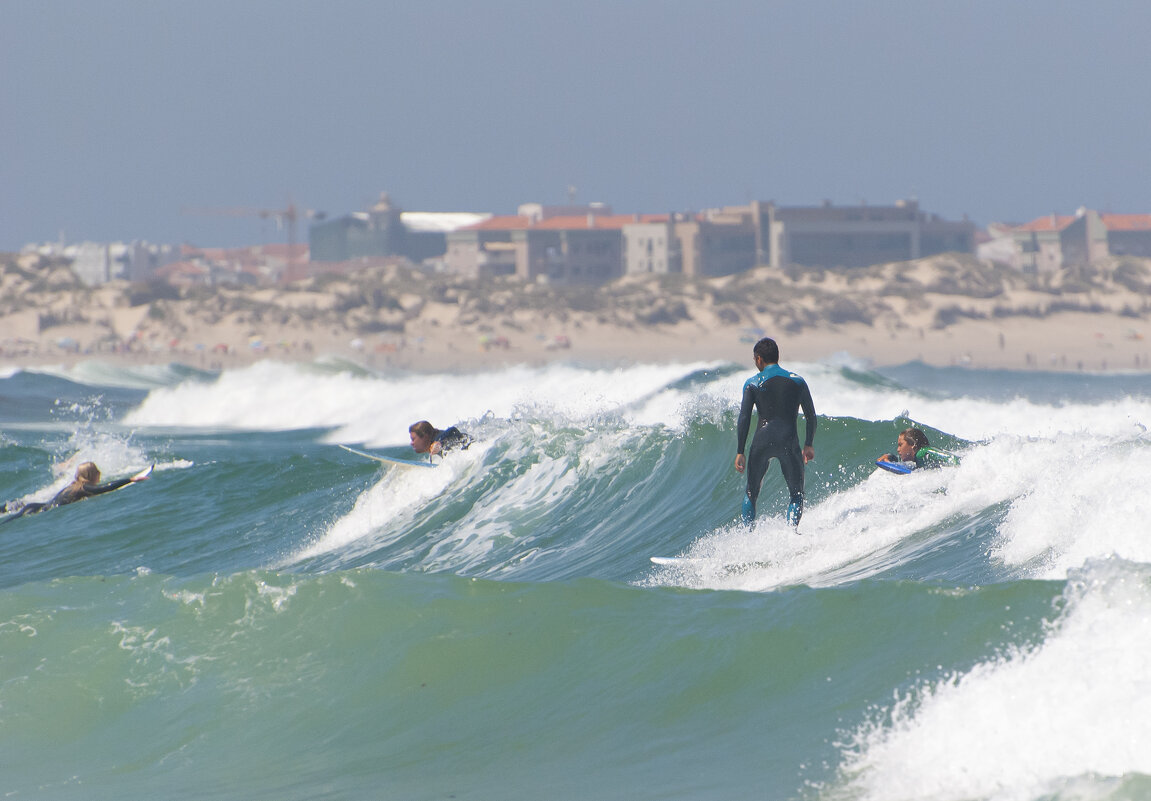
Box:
[1008,209,1151,272]
[443,214,529,279]
[622,211,759,278]
[446,203,683,284]
[1103,214,1151,259]
[23,241,179,286]
[392,196,976,284]
[1009,214,1083,273]
[621,199,974,279]
[309,192,489,265]
[754,199,975,269]
[623,218,680,276]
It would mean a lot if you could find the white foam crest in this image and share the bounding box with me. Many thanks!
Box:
[123,359,726,441]
[618,362,732,427]
[291,432,592,573]
[821,385,1151,443]
[289,420,647,572]
[32,360,198,390]
[125,361,392,432]
[424,425,667,574]
[918,394,1151,442]
[834,559,1151,801]
[649,453,1012,592]
[991,434,1151,579]
[774,360,1151,442]
[290,449,465,562]
[59,428,152,479]
[420,455,581,573]
[651,423,1151,592]
[2,429,158,509]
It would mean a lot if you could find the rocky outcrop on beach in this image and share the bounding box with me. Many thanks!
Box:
[2,250,1150,369]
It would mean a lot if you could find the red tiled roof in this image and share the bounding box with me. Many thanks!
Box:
[1100,213,1151,231]
[1016,215,1077,232]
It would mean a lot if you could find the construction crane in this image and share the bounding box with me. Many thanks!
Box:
[182,199,325,282]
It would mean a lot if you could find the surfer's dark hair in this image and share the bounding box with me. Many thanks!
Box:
[753,337,779,364]
[409,421,439,439]
[901,427,929,451]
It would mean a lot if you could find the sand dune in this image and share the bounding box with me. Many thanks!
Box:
[2,253,1149,373]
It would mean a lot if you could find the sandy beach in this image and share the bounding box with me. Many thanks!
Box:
[3,253,1149,373]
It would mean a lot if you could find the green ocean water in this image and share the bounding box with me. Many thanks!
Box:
[1,358,1150,800]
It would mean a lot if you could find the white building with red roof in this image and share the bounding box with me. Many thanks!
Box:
[1009,209,1151,272]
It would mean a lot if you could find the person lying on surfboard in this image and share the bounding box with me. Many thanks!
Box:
[876,427,957,471]
[408,421,471,456]
[1,461,151,521]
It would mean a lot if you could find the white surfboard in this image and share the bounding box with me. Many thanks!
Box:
[338,444,437,469]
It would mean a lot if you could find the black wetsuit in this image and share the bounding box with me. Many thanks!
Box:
[435,426,471,452]
[736,364,817,525]
[1,478,133,523]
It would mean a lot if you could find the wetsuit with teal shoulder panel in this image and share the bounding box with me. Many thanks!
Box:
[881,446,960,471]
[736,364,817,525]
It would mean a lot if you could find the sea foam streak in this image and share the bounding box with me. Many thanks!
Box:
[992,432,1151,578]
[114,358,1151,447]
[834,559,1151,801]
[123,360,734,439]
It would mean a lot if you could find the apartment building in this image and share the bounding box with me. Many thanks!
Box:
[622,199,973,279]
[23,240,180,286]
[446,205,667,284]
[759,199,975,269]
[328,195,976,285]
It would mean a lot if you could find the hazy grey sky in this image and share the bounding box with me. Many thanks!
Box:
[4,0,1150,250]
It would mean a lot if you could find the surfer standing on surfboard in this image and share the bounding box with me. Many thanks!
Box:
[408,421,471,456]
[1,461,151,520]
[734,337,816,528]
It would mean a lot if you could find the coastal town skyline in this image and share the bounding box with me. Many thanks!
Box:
[17,192,1151,292]
[5,1,1151,253]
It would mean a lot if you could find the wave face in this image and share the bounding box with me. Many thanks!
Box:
[2,357,1150,800]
